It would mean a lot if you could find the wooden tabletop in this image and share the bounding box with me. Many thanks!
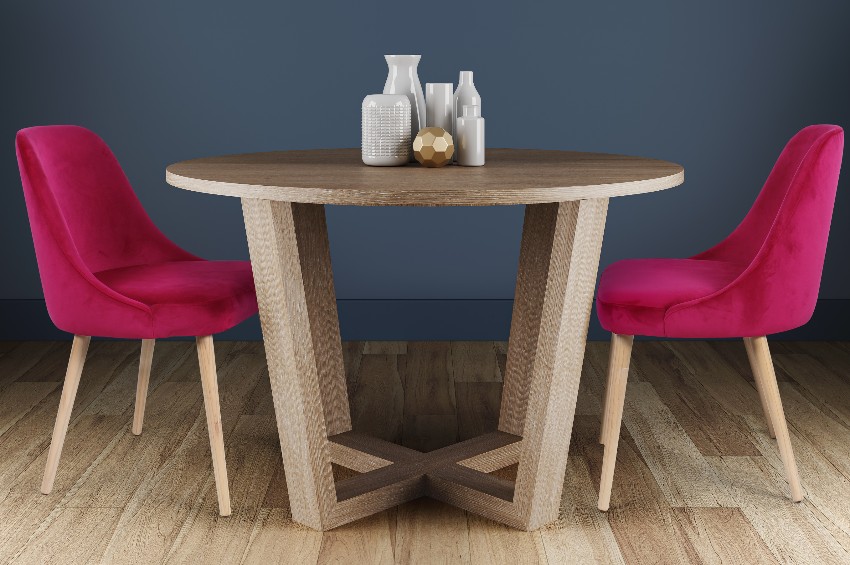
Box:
[166,148,683,206]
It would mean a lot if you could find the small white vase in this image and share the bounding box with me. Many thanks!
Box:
[383,55,425,161]
[361,94,411,166]
[456,104,485,167]
[453,71,481,154]
[426,83,454,140]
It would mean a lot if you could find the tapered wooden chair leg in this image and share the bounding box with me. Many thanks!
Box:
[746,336,803,502]
[41,335,91,495]
[599,334,619,445]
[132,339,156,436]
[598,333,633,511]
[744,338,776,439]
[196,335,231,516]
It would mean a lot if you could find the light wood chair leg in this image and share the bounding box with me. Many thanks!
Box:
[132,339,156,436]
[598,333,633,511]
[599,333,633,445]
[196,335,231,516]
[599,384,612,445]
[745,336,803,502]
[41,335,91,495]
[744,337,776,439]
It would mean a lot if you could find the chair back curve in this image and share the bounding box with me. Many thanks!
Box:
[16,125,197,332]
[680,124,844,334]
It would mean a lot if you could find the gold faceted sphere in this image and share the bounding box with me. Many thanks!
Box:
[413,127,454,167]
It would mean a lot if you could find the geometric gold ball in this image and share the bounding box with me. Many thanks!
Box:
[413,127,455,167]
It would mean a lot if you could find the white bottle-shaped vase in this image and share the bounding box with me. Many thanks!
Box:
[384,55,426,161]
[456,105,485,166]
[453,71,481,156]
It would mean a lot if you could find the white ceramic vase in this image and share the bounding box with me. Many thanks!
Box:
[453,71,481,151]
[456,104,485,166]
[383,55,425,161]
[425,83,454,140]
[361,94,411,166]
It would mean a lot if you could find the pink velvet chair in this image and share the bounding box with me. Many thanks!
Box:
[16,125,258,516]
[595,124,844,511]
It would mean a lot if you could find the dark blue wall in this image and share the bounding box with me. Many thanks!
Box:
[3,2,850,339]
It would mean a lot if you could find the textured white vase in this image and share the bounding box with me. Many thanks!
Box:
[383,55,425,161]
[453,71,481,155]
[425,83,454,140]
[456,104,485,167]
[361,94,411,166]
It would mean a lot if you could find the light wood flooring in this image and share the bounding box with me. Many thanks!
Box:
[0,340,849,564]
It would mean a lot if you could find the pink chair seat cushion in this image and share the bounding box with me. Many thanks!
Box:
[94,260,257,338]
[596,258,744,337]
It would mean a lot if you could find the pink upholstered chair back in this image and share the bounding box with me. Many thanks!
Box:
[668,125,844,335]
[16,125,197,332]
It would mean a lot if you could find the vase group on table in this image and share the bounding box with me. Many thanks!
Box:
[361,55,485,167]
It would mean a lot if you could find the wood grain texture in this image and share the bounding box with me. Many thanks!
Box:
[0,341,69,387]
[451,342,501,383]
[241,198,340,529]
[772,348,850,428]
[242,509,322,564]
[664,340,767,419]
[395,498,471,564]
[456,381,502,441]
[599,333,633,447]
[196,335,231,517]
[0,381,59,440]
[572,417,703,564]
[598,333,632,511]
[131,339,155,436]
[670,507,777,564]
[316,511,395,564]
[401,342,457,453]
[499,203,559,435]
[362,341,407,355]
[291,203,351,436]
[743,411,850,553]
[511,199,609,529]
[541,441,626,564]
[350,354,403,444]
[467,513,548,565]
[629,341,759,456]
[98,345,266,564]
[2,340,850,563]
[619,382,736,508]
[40,335,90,495]
[457,439,522,473]
[710,455,849,564]
[156,415,279,563]
[745,337,778,438]
[746,337,803,502]
[166,148,683,206]
[331,432,520,501]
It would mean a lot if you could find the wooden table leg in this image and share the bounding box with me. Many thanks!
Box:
[242,199,351,530]
[403,200,610,531]
[504,200,609,529]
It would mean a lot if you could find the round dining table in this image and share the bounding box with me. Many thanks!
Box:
[166,148,683,531]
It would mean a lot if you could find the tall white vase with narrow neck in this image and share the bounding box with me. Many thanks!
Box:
[453,71,480,162]
[384,55,425,160]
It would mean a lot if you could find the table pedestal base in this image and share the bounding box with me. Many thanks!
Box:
[241,198,608,531]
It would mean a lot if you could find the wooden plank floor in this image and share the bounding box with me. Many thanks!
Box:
[0,340,849,564]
